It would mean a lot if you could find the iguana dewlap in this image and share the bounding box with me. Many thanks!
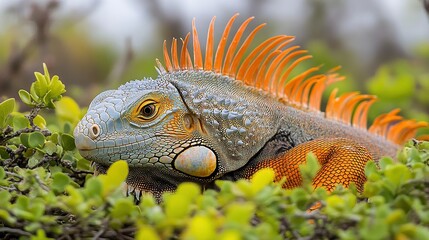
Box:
[74,14,427,199]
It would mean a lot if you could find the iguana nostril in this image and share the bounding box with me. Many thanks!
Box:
[89,124,100,139]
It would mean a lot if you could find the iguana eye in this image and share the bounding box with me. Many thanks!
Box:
[138,102,158,120]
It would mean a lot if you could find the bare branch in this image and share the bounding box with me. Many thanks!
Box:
[105,38,134,87]
[0,0,59,93]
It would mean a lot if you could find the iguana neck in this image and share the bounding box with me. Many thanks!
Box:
[277,106,399,159]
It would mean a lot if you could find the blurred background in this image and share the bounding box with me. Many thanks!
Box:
[0,0,428,122]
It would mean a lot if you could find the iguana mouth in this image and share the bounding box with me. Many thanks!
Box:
[74,133,96,151]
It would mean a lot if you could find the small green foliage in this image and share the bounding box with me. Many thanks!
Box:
[59,133,75,151]
[33,115,47,129]
[0,166,5,179]
[366,60,429,129]
[0,98,15,129]
[19,63,66,108]
[51,172,70,193]
[12,113,30,130]
[98,160,129,196]
[367,61,414,101]
[55,96,83,125]
[250,167,275,194]
[299,152,321,187]
[182,215,216,240]
[136,224,161,240]
[28,132,45,148]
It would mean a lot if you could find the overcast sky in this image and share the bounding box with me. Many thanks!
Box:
[0,0,428,54]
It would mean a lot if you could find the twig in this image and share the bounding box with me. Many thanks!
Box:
[0,105,51,145]
[34,174,50,192]
[0,186,18,191]
[30,154,59,169]
[5,171,24,180]
[0,227,31,237]
[92,219,109,240]
[424,0,429,15]
[0,0,59,92]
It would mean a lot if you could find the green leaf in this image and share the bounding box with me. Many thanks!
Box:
[0,209,15,224]
[28,152,42,168]
[386,209,406,225]
[28,199,45,219]
[136,224,161,240]
[165,192,191,219]
[52,172,70,193]
[363,182,381,197]
[12,114,30,130]
[20,133,31,148]
[60,133,76,151]
[182,215,216,240]
[0,98,15,129]
[0,191,11,207]
[110,198,134,220]
[364,161,380,182]
[77,157,91,171]
[365,161,378,176]
[32,72,49,99]
[250,168,275,194]
[226,202,255,225]
[0,146,9,159]
[43,141,57,155]
[385,164,412,189]
[33,115,47,129]
[30,83,40,102]
[290,188,310,210]
[55,96,82,124]
[326,195,346,212]
[63,122,72,134]
[99,160,129,196]
[50,132,60,144]
[64,185,84,211]
[176,182,201,200]
[28,132,45,148]
[48,75,66,100]
[31,229,53,240]
[83,177,102,198]
[0,167,5,179]
[18,89,34,106]
[379,157,394,170]
[15,195,30,210]
[299,152,321,185]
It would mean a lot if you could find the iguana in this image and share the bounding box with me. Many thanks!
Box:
[74,14,428,199]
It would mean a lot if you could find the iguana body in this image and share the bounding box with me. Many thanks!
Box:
[74,15,427,199]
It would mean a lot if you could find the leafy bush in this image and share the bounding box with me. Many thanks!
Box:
[0,65,428,239]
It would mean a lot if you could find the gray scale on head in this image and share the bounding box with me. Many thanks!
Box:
[160,70,282,172]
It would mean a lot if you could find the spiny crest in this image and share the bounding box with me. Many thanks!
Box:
[156,13,427,144]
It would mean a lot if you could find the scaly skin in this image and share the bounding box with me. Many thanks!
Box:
[74,15,426,199]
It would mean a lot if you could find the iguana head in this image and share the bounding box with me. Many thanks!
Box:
[73,77,223,195]
[74,71,279,196]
